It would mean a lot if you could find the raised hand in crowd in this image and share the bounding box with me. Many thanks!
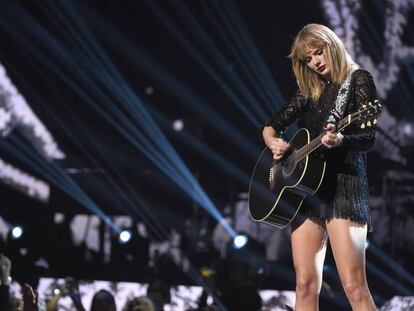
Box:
[0,253,12,285]
[23,283,38,311]
[0,253,12,310]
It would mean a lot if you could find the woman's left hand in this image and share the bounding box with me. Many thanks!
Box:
[321,123,343,149]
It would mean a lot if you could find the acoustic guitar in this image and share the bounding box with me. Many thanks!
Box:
[248,100,382,228]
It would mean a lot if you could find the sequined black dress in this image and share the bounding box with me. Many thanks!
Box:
[263,69,377,230]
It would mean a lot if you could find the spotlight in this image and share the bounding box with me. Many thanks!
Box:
[118,230,132,244]
[232,234,248,249]
[11,226,23,240]
[172,119,184,131]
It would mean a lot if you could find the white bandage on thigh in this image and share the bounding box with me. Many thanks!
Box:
[348,225,368,252]
[315,232,328,292]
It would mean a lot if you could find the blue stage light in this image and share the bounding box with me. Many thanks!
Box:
[233,234,248,249]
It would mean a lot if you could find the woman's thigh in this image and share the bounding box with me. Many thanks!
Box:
[325,218,368,285]
[291,218,328,285]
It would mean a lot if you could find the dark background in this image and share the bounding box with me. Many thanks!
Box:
[0,0,413,309]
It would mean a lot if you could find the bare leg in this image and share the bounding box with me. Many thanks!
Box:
[326,218,377,311]
[291,218,328,311]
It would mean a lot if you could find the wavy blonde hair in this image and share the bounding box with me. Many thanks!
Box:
[289,24,358,101]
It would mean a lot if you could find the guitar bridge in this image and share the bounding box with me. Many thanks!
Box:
[269,166,276,190]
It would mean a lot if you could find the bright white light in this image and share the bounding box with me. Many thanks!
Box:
[53,288,60,295]
[233,234,248,249]
[172,119,184,131]
[35,278,295,311]
[11,226,23,239]
[0,158,50,202]
[0,63,65,161]
[119,230,132,244]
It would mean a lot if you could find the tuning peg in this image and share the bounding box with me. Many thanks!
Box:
[368,102,373,106]
[361,123,366,129]
[374,99,379,103]
[367,121,372,127]
[373,119,377,125]
[362,104,367,108]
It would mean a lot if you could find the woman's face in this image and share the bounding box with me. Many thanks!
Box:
[305,46,331,80]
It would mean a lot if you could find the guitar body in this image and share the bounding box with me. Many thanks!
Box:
[248,128,326,228]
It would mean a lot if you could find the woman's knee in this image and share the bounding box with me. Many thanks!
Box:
[342,278,370,303]
[295,275,320,299]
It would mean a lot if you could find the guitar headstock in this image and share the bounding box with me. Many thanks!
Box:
[340,99,382,130]
[358,100,382,129]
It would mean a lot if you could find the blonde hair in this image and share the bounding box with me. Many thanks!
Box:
[289,24,358,101]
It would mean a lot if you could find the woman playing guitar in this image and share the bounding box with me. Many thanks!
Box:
[262,24,378,311]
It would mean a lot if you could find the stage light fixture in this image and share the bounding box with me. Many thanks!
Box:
[233,234,248,249]
[119,230,132,244]
[172,119,184,131]
[11,226,23,240]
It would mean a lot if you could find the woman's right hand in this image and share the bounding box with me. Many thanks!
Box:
[262,126,290,160]
[266,137,290,160]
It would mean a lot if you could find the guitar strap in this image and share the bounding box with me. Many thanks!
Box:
[325,69,357,127]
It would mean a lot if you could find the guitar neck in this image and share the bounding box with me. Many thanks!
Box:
[281,101,381,165]
[293,116,350,161]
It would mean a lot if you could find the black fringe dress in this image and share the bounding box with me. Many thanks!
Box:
[263,69,377,231]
